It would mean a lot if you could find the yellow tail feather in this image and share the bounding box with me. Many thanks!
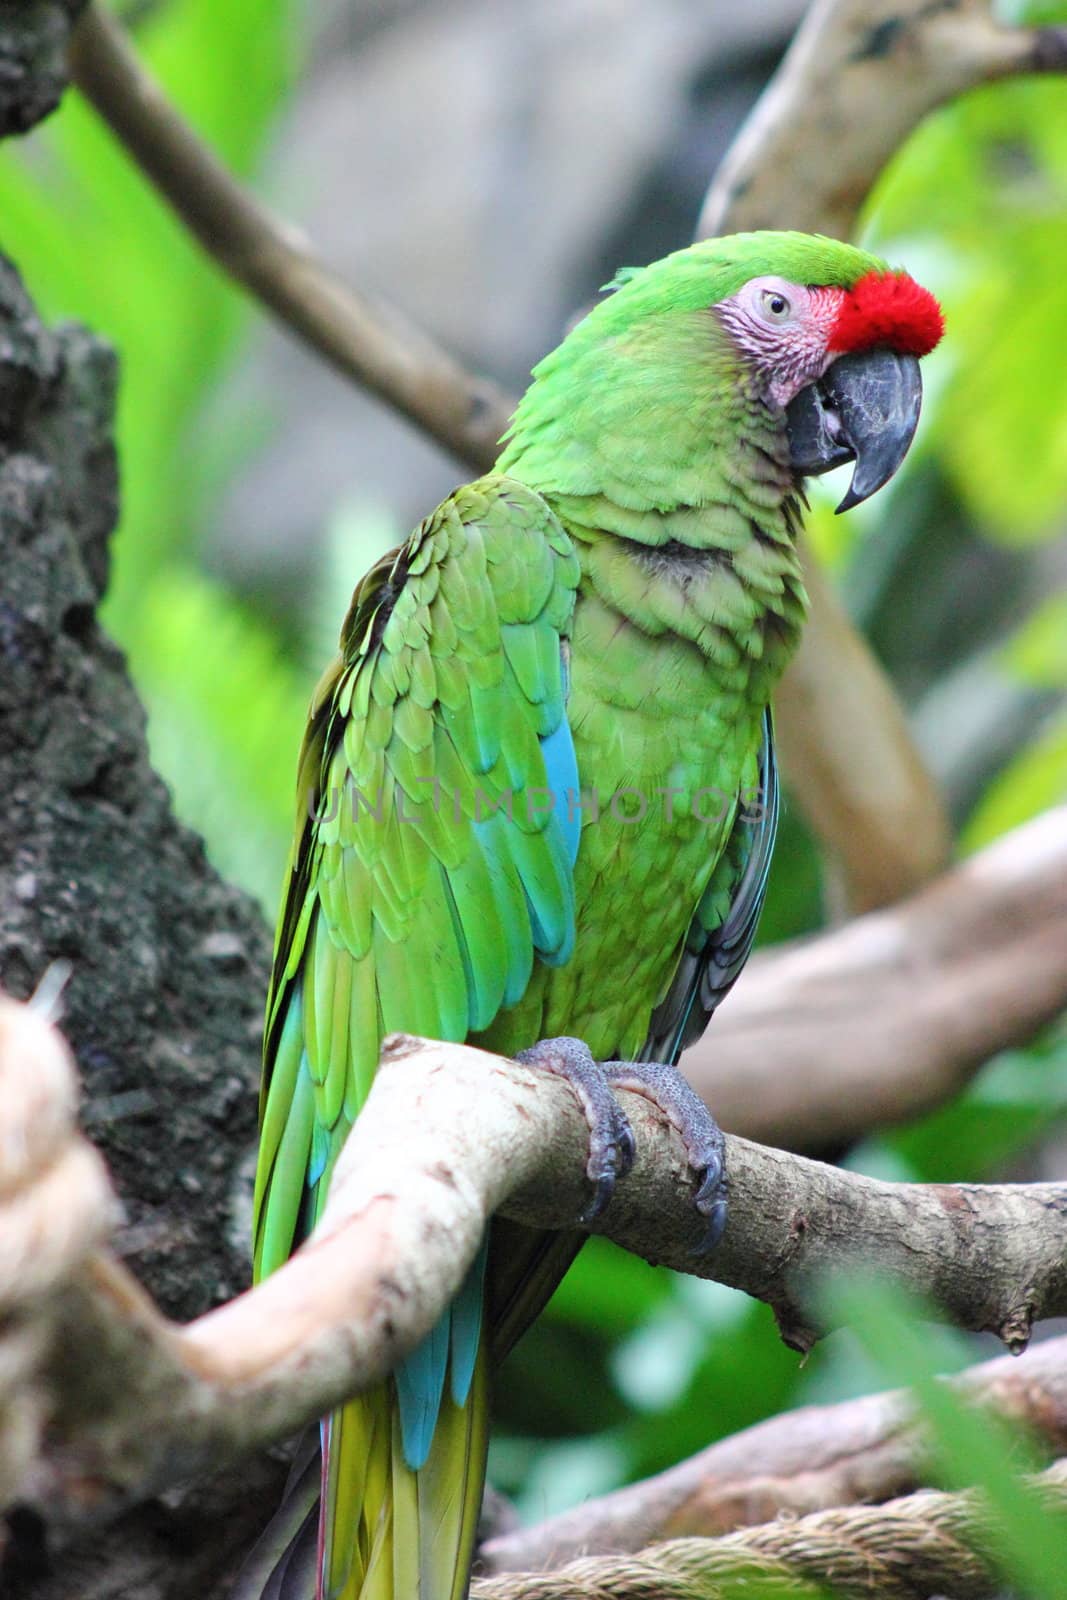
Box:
[322,1349,489,1600]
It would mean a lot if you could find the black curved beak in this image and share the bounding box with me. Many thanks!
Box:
[785,349,923,513]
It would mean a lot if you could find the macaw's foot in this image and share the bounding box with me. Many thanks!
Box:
[515,1036,636,1223]
[602,1059,728,1255]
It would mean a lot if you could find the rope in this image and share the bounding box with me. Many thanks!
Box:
[0,998,116,1495]
[475,1461,1067,1600]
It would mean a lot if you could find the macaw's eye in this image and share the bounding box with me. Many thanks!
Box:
[761,289,792,321]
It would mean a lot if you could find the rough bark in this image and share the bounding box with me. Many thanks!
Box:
[0,256,269,1326]
[0,2,88,136]
[0,254,278,1596]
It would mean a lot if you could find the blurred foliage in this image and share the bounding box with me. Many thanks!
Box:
[1,0,1066,1548]
[835,1281,1067,1600]
[0,0,311,906]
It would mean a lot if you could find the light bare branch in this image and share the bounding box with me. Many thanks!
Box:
[772,545,952,912]
[6,1000,1067,1526]
[699,0,1067,241]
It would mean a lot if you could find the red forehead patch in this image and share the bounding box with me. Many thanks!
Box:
[829,270,943,358]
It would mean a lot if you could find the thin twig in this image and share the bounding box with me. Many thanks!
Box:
[67,6,512,470]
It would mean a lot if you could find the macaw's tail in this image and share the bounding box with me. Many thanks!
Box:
[319,1350,488,1600]
[233,1264,490,1600]
[232,1361,489,1600]
[230,1426,320,1599]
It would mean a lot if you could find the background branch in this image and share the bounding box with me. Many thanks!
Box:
[66,5,512,473]
[698,0,1067,240]
[685,806,1067,1150]
[770,547,952,913]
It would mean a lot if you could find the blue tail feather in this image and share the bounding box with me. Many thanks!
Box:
[450,1239,488,1406]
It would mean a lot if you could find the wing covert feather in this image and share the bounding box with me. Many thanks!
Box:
[253,475,580,1281]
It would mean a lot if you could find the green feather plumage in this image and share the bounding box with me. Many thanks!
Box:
[250,231,898,1600]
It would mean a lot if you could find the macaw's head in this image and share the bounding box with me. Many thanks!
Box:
[703,233,943,510]
[501,232,943,516]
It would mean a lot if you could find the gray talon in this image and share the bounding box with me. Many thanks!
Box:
[695,1154,723,1210]
[694,1197,728,1256]
[515,1039,726,1245]
[603,1057,728,1251]
[516,1036,635,1222]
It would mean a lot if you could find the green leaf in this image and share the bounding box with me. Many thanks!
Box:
[832,1281,1067,1600]
[0,0,299,634]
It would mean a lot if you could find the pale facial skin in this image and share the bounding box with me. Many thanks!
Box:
[715,274,845,407]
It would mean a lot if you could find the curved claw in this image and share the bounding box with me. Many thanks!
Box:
[694,1153,724,1212]
[602,1058,729,1253]
[580,1172,616,1225]
[516,1036,635,1223]
[692,1196,728,1257]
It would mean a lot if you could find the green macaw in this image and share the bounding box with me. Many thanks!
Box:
[241,231,942,1600]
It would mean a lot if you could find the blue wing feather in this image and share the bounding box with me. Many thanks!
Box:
[539,711,581,867]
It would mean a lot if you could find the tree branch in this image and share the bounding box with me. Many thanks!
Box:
[684,806,1067,1151]
[771,545,952,913]
[481,1332,1067,1572]
[698,0,1067,240]
[66,5,512,471]
[9,1002,1067,1525]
